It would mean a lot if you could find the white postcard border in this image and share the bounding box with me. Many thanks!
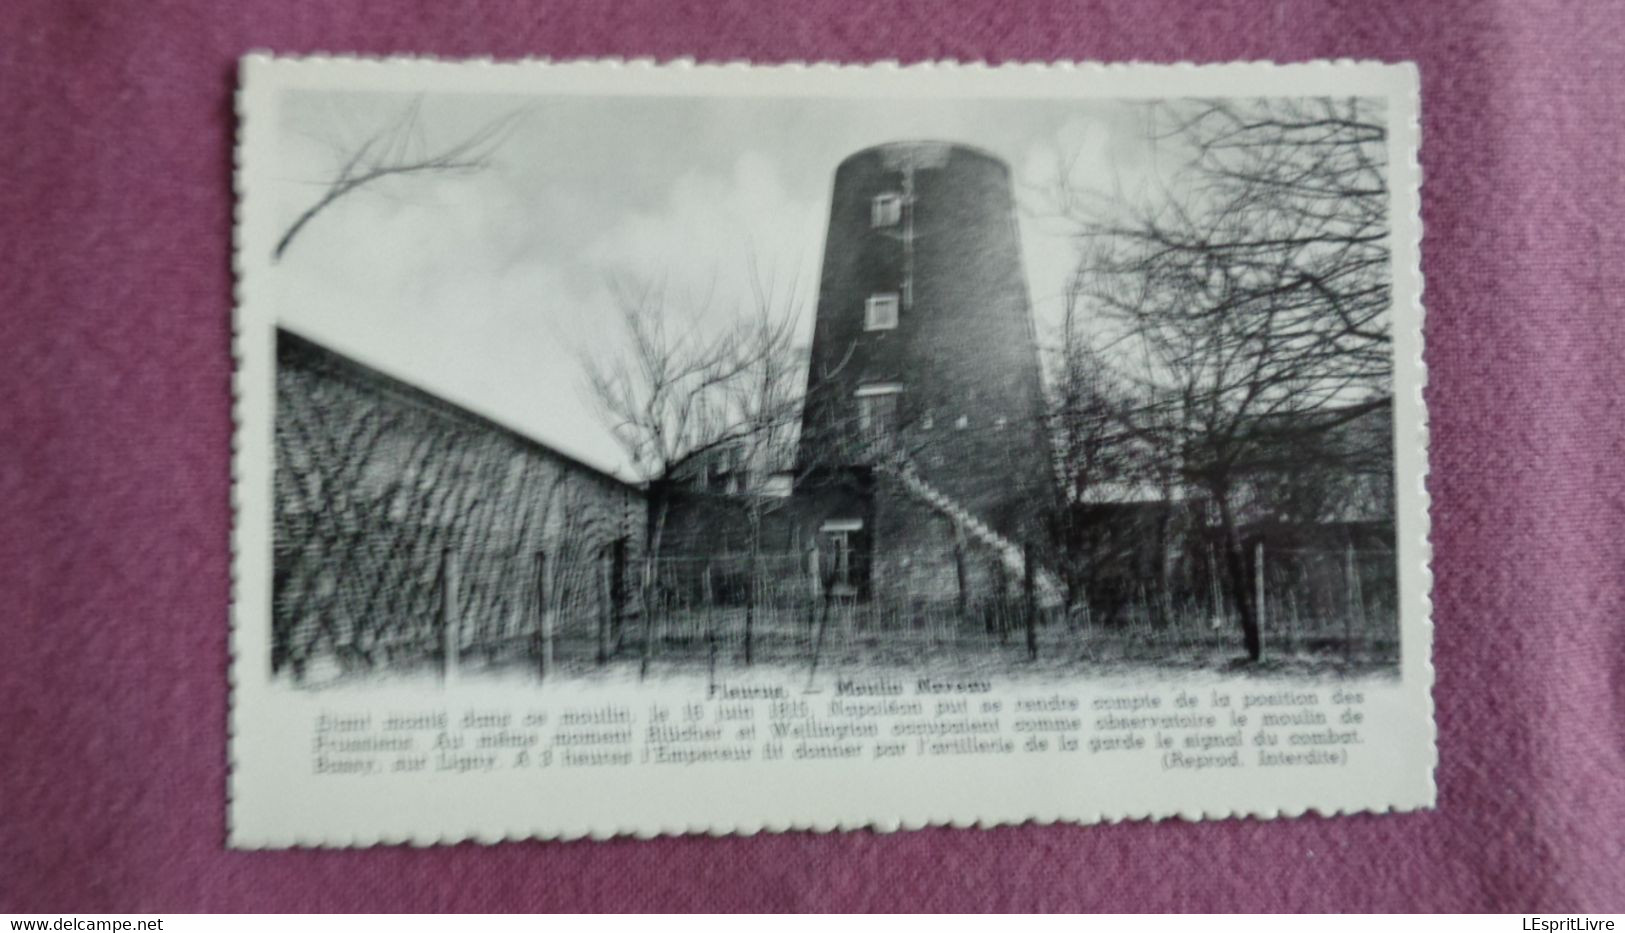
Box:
[231,56,1431,847]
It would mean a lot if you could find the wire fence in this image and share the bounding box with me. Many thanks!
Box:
[273,515,635,683]
[641,544,1398,671]
[273,330,1398,683]
[1062,544,1399,667]
[637,551,1044,670]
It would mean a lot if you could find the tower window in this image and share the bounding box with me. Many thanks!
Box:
[865,293,900,331]
[955,415,969,430]
[872,193,903,227]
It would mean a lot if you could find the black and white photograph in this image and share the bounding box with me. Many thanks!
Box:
[267,82,1400,687]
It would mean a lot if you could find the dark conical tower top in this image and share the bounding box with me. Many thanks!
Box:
[796,141,1055,539]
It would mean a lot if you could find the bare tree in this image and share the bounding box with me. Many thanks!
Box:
[274,97,521,262]
[1056,97,1393,662]
[1045,272,1162,616]
[581,269,804,676]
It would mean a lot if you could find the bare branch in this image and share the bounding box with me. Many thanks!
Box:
[273,98,524,262]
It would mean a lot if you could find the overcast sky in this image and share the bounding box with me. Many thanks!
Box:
[272,90,1167,479]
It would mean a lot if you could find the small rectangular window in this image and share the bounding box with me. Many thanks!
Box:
[865,293,899,331]
[856,383,902,444]
[859,395,898,437]
[872,193,903,227]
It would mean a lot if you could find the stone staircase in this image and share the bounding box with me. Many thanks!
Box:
[888,462,1064,608]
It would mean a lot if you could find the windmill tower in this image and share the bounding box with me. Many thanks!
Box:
[794,142,1058,603]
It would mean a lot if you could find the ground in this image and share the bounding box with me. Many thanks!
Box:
[284,605,1400,689]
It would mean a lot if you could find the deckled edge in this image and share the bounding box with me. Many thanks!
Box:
[230,52,245,858]
[227,54,250,851]
[1402,60,1438,817]
[226,54,1435,849]
[228,51,1412,72]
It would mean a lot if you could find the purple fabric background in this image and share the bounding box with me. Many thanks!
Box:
[3,0,1622,912]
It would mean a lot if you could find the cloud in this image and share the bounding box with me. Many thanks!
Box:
[273,129,828,479]
[266,92,1148,478]
[582,150,824,342]
[274,153,634,476]
[1011,107,1163,347]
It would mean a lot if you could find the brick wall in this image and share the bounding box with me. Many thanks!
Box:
[272,329,643,678]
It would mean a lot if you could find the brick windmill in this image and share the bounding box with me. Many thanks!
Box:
[793,141,1060,605]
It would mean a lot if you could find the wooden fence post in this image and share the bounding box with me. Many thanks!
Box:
[1023,540,1038,662]
[1344,543,1364,666]
[954,529,969,625]
[806,556,837,691]
[535,550,552,681]
[703,560,717,681]
[992,559,1009,643]
[610,537,627,654]
[441,548,460,683]
[744,545,757,667]
[807,542,821,599]
[1208,545,1225,630]
[805,542,821,645]
[596,543,610,666]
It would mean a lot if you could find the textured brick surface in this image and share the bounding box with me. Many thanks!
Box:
[799,144,1054,540]
[271,330,642,678]
[3,0,1623,911]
